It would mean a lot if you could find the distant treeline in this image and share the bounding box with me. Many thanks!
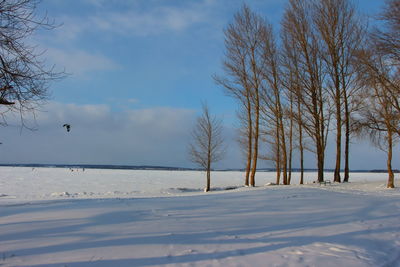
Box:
[0,164,396,173]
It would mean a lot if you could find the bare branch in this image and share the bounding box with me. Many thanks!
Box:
[0,0,64,127]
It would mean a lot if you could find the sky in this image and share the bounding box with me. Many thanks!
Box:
[0,0,397,170]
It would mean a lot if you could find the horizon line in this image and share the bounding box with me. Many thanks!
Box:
[0,163,395,173]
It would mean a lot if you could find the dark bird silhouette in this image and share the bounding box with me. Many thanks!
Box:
[63,124,71,132]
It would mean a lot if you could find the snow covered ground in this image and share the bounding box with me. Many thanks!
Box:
[1,167,399,266]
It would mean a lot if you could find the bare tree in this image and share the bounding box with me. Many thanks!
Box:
[214,5,266,187]
[260,22,290,185]
[313,0,365,183]
[354,65,399,188]
[356,40,400,188]
[0,0,61,126]
[354,0,400,188]
[189,104,225,192]
[281,29,306,184]
[358,99,398,189]
[282,0,330,183]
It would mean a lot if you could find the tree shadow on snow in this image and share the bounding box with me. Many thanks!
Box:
[1,188,399,266]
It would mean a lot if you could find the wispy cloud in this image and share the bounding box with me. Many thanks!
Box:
[88,5,207,36]
[45,47,120,77]
[127,98,138,104]
[50,0,217,41]
[1,102,196,166]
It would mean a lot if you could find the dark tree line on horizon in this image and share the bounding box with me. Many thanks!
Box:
[214,0,400,189]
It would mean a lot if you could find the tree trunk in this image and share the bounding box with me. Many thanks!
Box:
[288,93,294,185]
[250,90,260,187]
[280,124,288,185]
[315,117,324,182]
[245,143,252,186]
[278,105,288,185]
[205,168,211,192]
[318,81,326,183]
[299,143,304,184]
[245,99,253,186]
[334,89,342,183]
[297,94,304,185]
[205,140,212,192]
[317,138,324,183]
[387,129,395,188]
[343,92,350,182]
[276,122,281,185]
[288,118,293,185]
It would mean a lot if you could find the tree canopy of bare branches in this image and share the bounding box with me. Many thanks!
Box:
[354,64,399,188]
[352,0,400,188]
[374,0,400,65]
[0,0,61,126]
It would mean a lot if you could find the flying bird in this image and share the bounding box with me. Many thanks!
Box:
[63,124,71,132]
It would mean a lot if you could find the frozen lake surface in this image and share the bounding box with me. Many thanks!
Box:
[0,167,399,266]
[0,167,396,201]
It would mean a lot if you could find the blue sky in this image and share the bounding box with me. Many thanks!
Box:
[38,0,285,117]
[1,0,396,170]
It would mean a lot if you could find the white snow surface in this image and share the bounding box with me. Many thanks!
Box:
[1,167,400,266]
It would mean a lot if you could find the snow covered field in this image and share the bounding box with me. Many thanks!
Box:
[1,167,400,266]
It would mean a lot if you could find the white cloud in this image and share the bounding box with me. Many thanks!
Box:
[88,5,206,36]
[127,98,138,104]
[0,102,198,166]
[54,15,87,41]
[50,0,217,41]
[45,47,120,76]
